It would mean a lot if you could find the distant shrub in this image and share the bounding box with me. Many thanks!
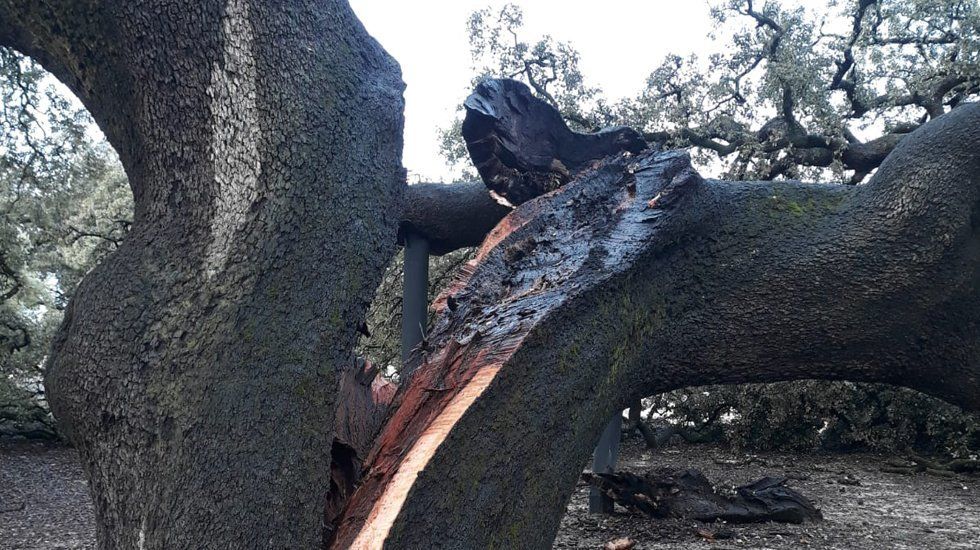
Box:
[0,377,58,440]
[649,381,979,457]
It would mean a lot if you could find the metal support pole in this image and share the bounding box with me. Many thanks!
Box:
[589,413,622,513]
[401,232,430,373]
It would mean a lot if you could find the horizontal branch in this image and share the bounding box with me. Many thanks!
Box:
[399,182,510,255]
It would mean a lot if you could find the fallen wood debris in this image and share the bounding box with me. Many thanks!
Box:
[882,454,980,477]
[583,468,823,524]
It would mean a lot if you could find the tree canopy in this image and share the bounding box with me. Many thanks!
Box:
[443,0,980,183]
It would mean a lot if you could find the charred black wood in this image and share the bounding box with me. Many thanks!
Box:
[462,78,647,206]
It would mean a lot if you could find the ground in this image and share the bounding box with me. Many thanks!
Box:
[558,439,979,549]
[0,439,977,549]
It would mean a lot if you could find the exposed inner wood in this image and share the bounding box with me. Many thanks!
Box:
[326,358,397,536]
[349,363,502,549]
[330,147,702,548]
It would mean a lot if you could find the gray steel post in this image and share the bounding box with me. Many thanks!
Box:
[589,413,622,513]
[401,232,430,372]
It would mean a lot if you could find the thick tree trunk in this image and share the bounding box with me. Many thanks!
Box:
[1,1,404,548]
[333,92,980,548]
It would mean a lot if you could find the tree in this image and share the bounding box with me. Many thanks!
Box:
[0,48,131,439]
[2,2,979,550]
[441,0,980,454]
[646,379,979,455]
[0,1,404,547]
[444,1,980,183]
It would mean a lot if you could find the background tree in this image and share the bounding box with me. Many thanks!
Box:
[0,48,131,439]
[438,0,979,456]
[445,0,980,183]
[622,0,980,183]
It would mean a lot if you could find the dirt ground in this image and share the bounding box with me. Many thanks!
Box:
[1,442,92,549]
[1,439,977,549]
[558,440,979,549]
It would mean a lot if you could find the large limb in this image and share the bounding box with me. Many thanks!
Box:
[2,1,404,548]
[334,102,980,548]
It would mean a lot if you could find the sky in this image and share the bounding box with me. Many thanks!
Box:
[348,1,715,182]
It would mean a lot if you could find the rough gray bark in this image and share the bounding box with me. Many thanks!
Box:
[334,100,980,548]
[1,1,404,548]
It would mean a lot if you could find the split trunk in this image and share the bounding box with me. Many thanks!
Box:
[337,82,980,548]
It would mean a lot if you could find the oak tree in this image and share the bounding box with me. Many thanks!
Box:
[1,1,978,549]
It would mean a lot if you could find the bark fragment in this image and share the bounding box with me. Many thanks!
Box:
[584,469,823,524]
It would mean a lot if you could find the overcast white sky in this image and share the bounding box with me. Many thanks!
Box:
[348,1,715,181]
